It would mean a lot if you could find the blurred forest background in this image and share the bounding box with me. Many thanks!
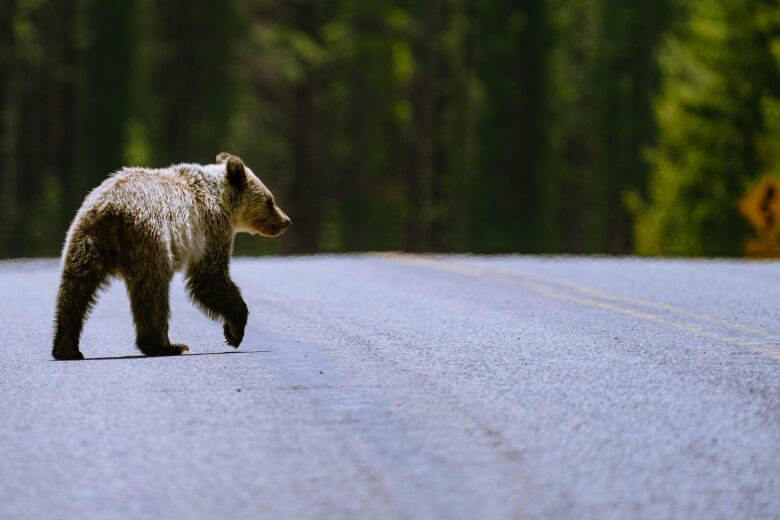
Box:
[0,0,779,257]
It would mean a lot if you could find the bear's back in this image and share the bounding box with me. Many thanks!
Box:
[71,164,227,269]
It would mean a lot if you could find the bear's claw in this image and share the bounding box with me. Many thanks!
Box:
[143,343,190,356]
[170,343,190,354]
[52,349,85,361]
[223,322,243,348]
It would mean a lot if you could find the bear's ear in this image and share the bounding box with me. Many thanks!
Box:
[225,156,246,186]
[216,152,231,164]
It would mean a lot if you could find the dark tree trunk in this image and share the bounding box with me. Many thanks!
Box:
[152,0,235,165]
[285,5,325,253]
[77,0,138,210]
[403,1,441,252]
[11,0,78,255]
[0,0,17,255]
[287,79,324,253]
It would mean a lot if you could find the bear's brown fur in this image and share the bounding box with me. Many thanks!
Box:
[52,153,290,360]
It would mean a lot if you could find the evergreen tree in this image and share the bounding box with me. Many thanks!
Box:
[401,0,472,251]
[547,0,599,253]
[77,0,138,210]
[2,0,78,256]
[0,0,17,255]
[548,0,671,254]
[467,0,553,253]
[2,1,777,258]
[756,3,780,174]
[327,0,410,251]
[147,0,237,165]
[634,0,779,255]
[589,0,672,253]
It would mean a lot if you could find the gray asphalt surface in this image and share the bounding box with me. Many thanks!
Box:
[1,254,779,520]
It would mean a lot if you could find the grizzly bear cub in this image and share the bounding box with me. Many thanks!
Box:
[52,153,290,360]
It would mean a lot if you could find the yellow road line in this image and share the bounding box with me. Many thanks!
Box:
[525,280,780,361]
[375,253,780,362]
[510,266,770,337]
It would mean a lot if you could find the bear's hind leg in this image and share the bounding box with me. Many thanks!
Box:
[125,269,188,356]
[52,242,110,360]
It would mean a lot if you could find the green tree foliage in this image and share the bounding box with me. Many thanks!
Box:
[230,0,474,253]
[77,0,138,209]
[328,0,411,251]
[590,0,673,253]
[147,0,238,164]
[756,3,780,174]
[0,0,16,252]
[0,1,775,258]
[227,0,339,253]
[467,0,553,253]
[635,0,780,255]
[0,0,78,255]
[548,0,671,253]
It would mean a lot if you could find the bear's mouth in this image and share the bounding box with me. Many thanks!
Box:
[257,225,286,237]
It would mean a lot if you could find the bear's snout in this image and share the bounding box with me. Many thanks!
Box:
[270,215,291,236]
[255,210,291,237]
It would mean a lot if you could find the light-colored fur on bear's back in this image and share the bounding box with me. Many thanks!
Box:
[68,163,229,270]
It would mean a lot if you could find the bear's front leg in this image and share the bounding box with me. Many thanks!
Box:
[185,257,248,348]
[126,269,189,356]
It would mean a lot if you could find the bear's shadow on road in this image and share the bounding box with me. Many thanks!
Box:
[52,349,272,362]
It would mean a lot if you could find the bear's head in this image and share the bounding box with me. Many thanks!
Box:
[217,152,291,237]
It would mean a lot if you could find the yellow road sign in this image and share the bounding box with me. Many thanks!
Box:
[740,176,780,235]
[740,176,780,257]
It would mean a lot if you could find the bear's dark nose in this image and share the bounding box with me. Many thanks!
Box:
[280,216,291,229]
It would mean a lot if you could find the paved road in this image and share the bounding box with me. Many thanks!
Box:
[1,254,778,520]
